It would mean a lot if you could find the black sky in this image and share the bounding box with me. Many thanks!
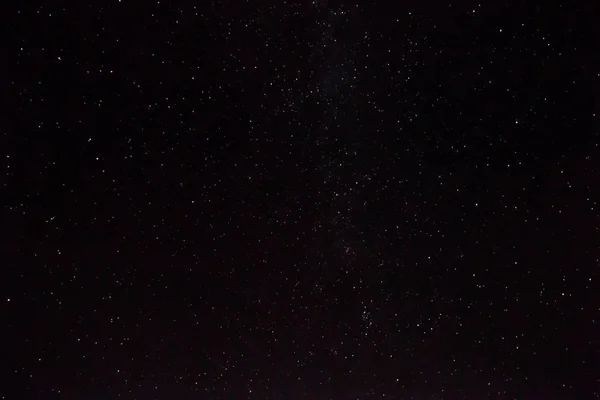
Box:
[4,0,600,399]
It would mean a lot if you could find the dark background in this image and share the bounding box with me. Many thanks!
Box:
[4,0,600,398]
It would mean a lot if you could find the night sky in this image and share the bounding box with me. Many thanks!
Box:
[4,0,600,399]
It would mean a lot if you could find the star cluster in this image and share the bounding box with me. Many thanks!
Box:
[4,0,600,399]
